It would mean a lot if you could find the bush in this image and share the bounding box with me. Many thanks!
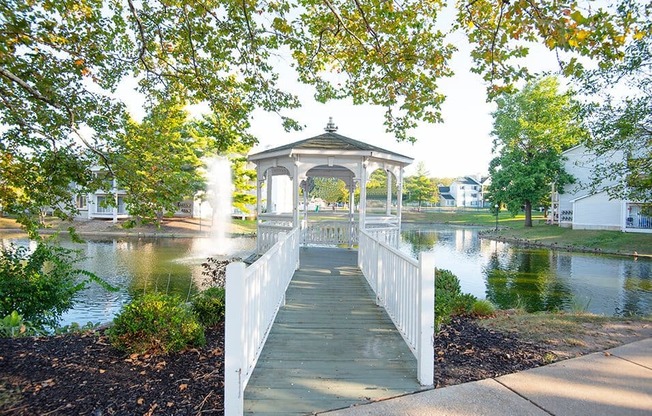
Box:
[0,242,112,330]
[0,311,45,338]
[435,269,462,330]
[451,293,478,316]
[108,293,205,354]
[191,287,226,327]
[471,299,496,317]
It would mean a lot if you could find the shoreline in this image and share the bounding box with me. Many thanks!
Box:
[2,218,650,258]
[478,229,651,259]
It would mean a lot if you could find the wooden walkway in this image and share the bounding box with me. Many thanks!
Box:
[244,247,422,415]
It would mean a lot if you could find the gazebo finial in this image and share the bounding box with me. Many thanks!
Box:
[324,117,338,133]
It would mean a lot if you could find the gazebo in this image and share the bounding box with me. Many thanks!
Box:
[248,118,414,253]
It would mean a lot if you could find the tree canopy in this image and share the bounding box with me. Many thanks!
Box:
[487,76,587,227]
[404,162,438,210]
[1,1,650,231]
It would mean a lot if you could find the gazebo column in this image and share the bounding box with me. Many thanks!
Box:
[292,161,299,228]
[397,169,404,231]
[347,179,355,248]
[386,170,392,216]
[359,164,368,230]
[266,174,273,213]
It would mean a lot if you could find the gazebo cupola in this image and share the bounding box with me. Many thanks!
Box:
[248,118,413,253]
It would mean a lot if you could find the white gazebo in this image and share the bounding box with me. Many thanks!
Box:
[248,118,414,253]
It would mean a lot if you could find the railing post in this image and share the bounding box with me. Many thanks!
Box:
[225,262,246,415]
[417,252,435,386]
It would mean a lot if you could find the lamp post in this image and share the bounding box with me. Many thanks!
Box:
[494,204,499,232]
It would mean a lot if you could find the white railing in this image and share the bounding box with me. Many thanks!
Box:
[224,227,300,415]
[358,228,435,386]
[302,220,358,246]
[365,227,400,247]
[257,214,294,254]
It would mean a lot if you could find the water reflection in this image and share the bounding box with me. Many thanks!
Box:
[399,225,651,316]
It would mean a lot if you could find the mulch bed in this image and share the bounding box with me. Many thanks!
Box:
[434,316,550,388]
[1,318,550,415]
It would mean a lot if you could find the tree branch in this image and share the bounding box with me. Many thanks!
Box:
[323,0,368,52]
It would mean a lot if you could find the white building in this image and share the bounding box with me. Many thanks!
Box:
[551,144,651,233]
[439,176,487,208]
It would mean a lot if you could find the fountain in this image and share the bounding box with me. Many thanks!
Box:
[191,156,235,258]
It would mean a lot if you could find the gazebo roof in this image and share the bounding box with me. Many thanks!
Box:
[249,132,413,166]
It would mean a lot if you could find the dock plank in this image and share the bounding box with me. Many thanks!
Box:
[244,247,422,415]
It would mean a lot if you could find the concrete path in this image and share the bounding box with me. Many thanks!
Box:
[244,247,423,415]
[321,338,652,416]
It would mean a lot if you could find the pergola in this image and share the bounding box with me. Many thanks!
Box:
[248,118,414,252]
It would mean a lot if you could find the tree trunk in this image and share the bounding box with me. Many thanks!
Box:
[524,200,533,227]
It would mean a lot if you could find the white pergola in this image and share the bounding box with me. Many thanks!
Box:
[248,118,414,251]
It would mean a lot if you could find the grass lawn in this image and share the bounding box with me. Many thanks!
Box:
[400,208,540,228]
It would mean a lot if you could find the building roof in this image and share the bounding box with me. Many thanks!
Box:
[438,186,451,193]
[248,132,413,165]
[457,176,481,185]
[441,194,455,200]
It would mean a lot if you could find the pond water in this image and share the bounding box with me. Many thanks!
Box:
[399,224,651,317]
[1,236,256,327]
[2,225,650,327]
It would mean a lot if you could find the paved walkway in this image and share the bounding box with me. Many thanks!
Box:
[321,338,652,416]
[244,248,423,415]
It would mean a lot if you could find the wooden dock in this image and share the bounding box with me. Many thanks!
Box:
[244,247,422,415]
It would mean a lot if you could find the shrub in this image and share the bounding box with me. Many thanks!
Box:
[191,287,226,327]
[0,242,113,330]
[0,311,45,338]
[108,293,205,354]
[435,268,462,330]
[471,299,496,317]
[451,293,478,316]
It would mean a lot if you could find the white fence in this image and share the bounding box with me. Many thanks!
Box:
[302,220,358,246]
[256,214,294,254]
[224,227,300,415]
[358,228,435,385]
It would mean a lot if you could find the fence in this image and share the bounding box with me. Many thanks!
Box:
[302,220,358,246]
[358,228,435,385]
[224,227,300,415]
[256,213,294,254]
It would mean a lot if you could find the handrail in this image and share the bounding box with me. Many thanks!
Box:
[358,228,434,386]
[224,227,300,415]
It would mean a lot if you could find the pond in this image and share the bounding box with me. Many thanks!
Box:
[2,225,650,327]
[399,224,651,317]
[1,235,256,327]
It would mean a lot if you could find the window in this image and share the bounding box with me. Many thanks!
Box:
[76,195,87,210]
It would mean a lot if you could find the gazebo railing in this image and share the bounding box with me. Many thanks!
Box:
[302,219,358,246]
[257,213,294,254]
[358,228,435,386]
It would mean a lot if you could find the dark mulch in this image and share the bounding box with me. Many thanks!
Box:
[1,318,550,415]
[434,316,550,388]
[0,326,225,415]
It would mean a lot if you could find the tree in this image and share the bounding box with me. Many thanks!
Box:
[580,23,652,204]
[112,100,204,225]
[404,162,438,211]
[2,1,648,232]
[0,0,452,231]
[460,2,651,203]
[488,76,586,227]
[311,178,348,205]
[457,1,644,98]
